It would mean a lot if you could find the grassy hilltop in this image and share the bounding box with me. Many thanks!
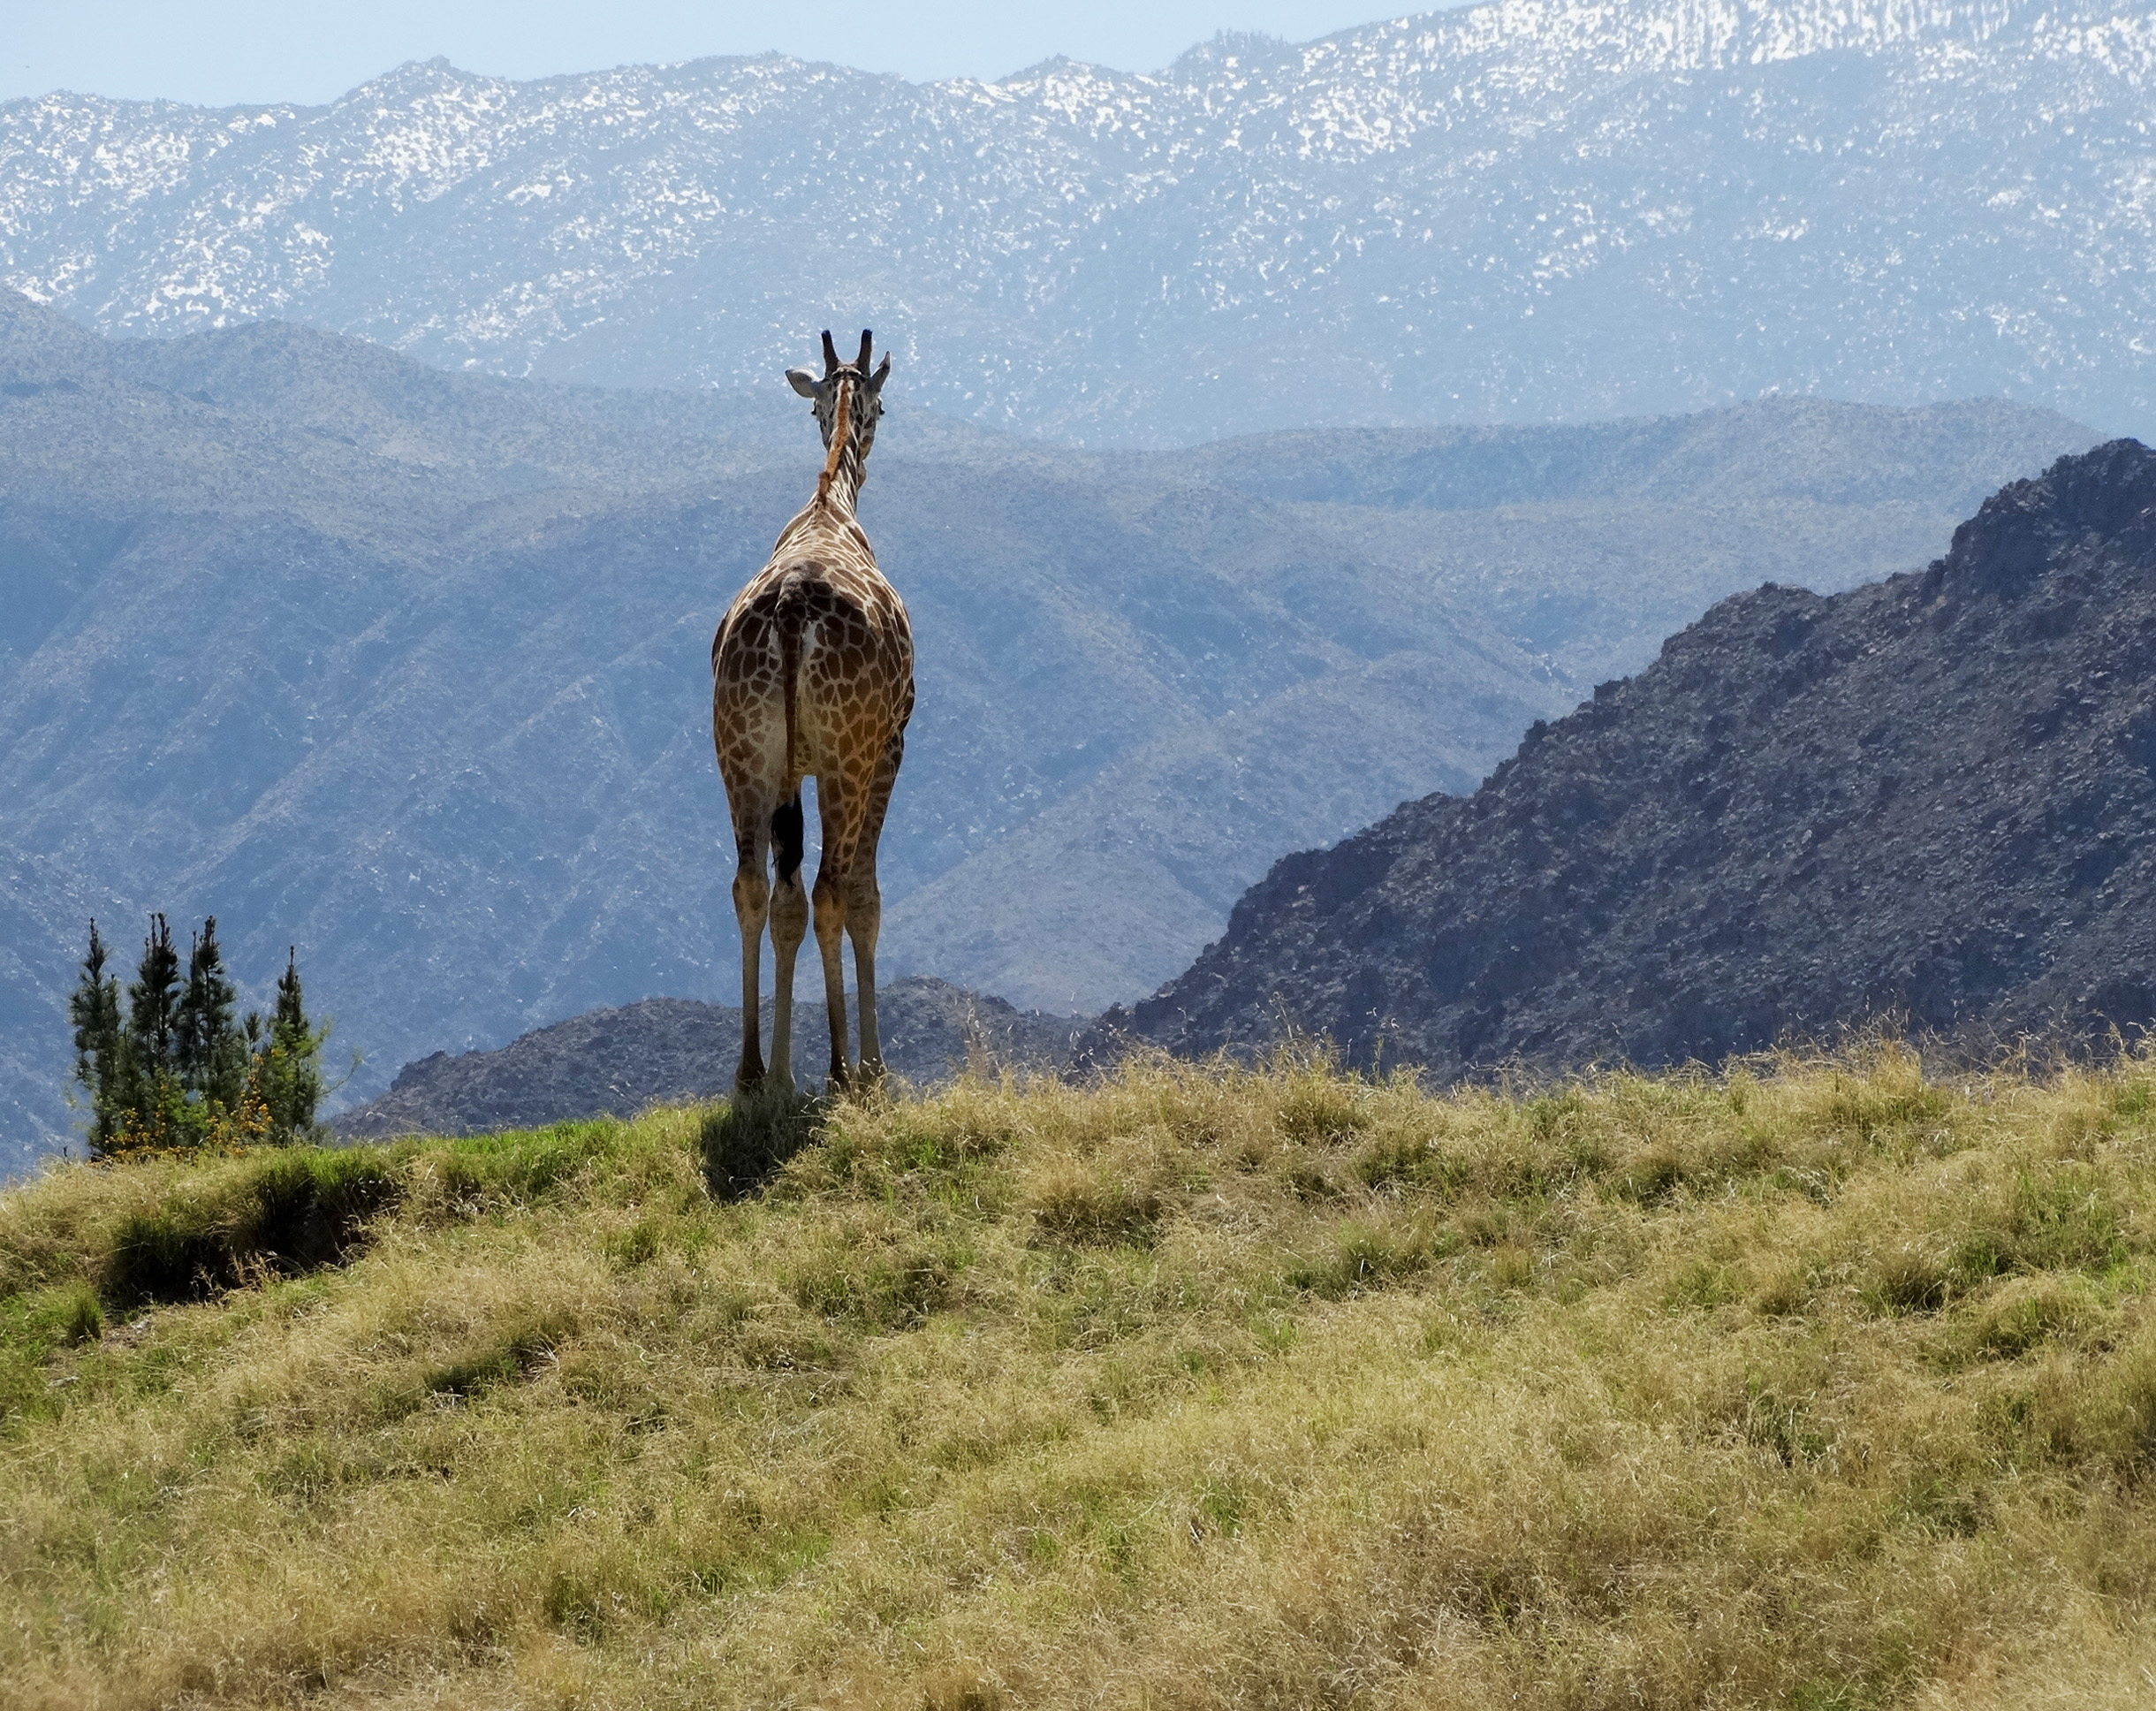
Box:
[5,1053,2156,1707]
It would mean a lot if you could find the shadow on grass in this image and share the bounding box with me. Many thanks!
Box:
[701,1091,828,1201]
[103,1149,401,1308]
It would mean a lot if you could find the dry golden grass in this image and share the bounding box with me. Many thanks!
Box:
[5,1044,2156,1707]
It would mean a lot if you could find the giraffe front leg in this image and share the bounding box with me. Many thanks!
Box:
[849,730,902,1082]
[766,794,807,1094]
[851,891,883,1080]
[812,769,874,1091]
[846,861,888,1083]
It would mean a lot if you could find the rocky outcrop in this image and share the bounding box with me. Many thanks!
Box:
[332,977,1085,1138]
[1108,441,2156,1074]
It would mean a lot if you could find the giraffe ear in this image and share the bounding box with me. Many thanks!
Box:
[786,367,820,399]
[869,354,892,393]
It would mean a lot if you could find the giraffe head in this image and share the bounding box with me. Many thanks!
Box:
[786,330,890,478]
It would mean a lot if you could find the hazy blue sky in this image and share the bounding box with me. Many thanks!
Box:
[3,2,1416,106]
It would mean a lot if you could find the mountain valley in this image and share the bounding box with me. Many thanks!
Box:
[0,291,2095,1172]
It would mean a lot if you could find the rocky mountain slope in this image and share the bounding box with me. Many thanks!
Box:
[3,0,2152,443]
[330,977,1083,1139]
[1113,438,2156,1072]
[0,293,2092,1175]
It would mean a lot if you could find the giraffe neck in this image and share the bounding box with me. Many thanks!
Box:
[816,376,863,513]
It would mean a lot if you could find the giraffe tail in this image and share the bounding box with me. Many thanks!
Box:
[778,586,804,786]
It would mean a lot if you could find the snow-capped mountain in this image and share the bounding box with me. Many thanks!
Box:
[3,0,2152,443]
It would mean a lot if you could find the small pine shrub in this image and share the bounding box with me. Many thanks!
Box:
[68,917,331,1157]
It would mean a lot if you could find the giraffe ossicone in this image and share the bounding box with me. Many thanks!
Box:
[711,329,914,1094]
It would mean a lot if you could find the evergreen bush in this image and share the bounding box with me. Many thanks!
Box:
[67,916,330,1157]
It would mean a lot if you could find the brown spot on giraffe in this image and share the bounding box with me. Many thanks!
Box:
[712,329,915,1092]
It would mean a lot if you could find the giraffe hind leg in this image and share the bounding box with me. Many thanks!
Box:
[730,816,771,1093]
[767,792,807,1094]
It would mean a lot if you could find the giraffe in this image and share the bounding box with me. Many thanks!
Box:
[711,329,913,1092]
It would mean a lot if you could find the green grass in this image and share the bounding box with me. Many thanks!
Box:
[5,1045,2156,1707]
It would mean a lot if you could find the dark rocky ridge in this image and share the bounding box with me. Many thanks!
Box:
[1111,441,2156,1073]
[333,977,1083,1139]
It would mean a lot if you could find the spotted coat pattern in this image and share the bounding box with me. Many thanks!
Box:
[712,333,914,1091]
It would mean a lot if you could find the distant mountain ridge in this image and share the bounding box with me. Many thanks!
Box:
[2,0,2152,442]
[1110,438,2156,1073]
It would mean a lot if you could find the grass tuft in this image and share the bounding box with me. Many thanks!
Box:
[1029,1169,1161,1247]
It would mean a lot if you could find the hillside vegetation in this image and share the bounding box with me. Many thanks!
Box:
[5,1051,2156,1706]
